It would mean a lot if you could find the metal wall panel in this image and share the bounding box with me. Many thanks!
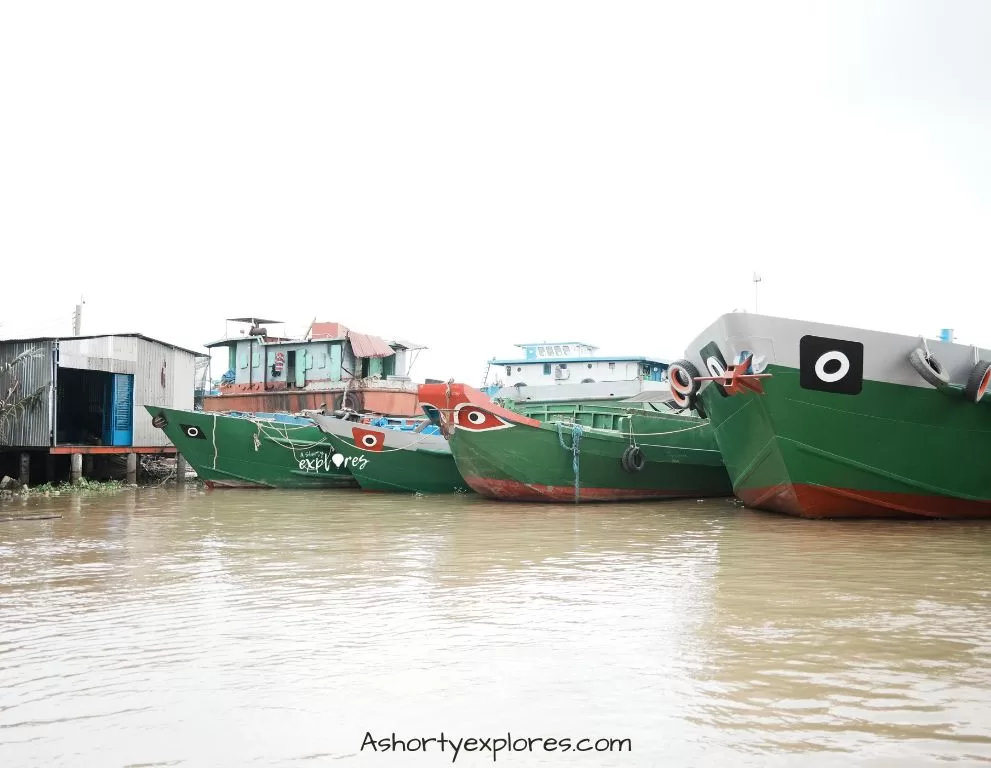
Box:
[133,338,198,447]
[0,341,54,447]
[58,336,138,373]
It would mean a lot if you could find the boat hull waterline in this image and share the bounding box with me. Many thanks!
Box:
[417,384,733,503]
[310,413,472,494]
[677,313,991,520]
[146,406,357,489]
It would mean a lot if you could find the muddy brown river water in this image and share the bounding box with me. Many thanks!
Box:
[1,488,990,766]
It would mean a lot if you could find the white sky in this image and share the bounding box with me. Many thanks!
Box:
[2,1,989,383]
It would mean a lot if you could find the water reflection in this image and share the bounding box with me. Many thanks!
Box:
[0,490,989,766]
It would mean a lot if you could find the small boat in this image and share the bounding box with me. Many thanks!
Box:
[675,312,991,519]
[309,412,471,494]
[417,383,732,503]
[145,406,357,489]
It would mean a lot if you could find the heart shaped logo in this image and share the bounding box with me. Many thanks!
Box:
[331,453,345,468]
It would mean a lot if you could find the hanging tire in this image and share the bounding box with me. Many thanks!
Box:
[668,359,701,409]
[621,445,645,473]
[908,348,949,389]
[151,412,168,429]
[964,360,991,403]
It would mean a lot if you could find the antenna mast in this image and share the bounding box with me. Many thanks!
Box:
[72,296,85,335]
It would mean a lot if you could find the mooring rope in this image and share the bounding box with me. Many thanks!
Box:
[557,421,583,504]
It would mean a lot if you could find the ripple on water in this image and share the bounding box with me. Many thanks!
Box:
[0,491,990,766]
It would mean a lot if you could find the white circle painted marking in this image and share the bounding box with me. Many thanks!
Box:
[187,427,199,437]
[815,351,850,383]
[362,435,377,447]
[467,410,485,424]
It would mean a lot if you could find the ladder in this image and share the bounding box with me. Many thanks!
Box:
[481,362,491,387]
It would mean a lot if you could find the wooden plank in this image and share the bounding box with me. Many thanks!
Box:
[50,445,178,455]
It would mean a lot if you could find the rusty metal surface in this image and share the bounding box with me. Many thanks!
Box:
[347,332,394,359]
[201,390,421,416]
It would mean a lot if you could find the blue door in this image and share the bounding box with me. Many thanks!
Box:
[104,373,134,446]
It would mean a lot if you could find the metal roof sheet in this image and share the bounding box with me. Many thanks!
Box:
[348,332,395,358]
[0,334,208,358]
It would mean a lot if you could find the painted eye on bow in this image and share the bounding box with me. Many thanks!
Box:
[180,424,207,440]
[455,406,512,431]
[351,426,385,452]
[799,335,864,395]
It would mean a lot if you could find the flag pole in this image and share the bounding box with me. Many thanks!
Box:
[753,273,761,314]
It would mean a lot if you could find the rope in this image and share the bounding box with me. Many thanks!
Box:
[549,415,711,439]
[621,420,711,437]
[557,421,583,503]
[212,414,218,470]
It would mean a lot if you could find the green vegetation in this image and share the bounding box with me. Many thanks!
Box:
[1,478,125,498]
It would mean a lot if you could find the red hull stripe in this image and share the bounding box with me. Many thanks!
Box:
[738,483,991,520]
[463,476,702,503]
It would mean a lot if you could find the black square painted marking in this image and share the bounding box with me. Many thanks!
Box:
[698,341,728,397]
[180,423,208,440]
[799,335,864,395]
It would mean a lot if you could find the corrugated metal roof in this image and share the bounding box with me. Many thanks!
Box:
[348,332,395,358]
[0,334,208,359]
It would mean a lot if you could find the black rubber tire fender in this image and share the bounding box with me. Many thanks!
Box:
[964,360,991,403]
[908,348,950,389]
[668,359,701,410]
[621,445,645,473]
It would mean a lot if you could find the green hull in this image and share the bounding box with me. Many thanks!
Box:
[331,437,471,494]
[145,406,357,489]
[449,405,732,503]
[683,313,991,519]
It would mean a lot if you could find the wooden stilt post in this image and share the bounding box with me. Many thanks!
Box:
[46,453,56,483]
[70,453,83,485]
[176,454,187,486]
[126,453,137,485]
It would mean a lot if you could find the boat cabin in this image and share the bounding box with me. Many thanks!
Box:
[485,341,669,389]
[206,318,421,394]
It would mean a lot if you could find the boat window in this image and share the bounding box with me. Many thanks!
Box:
[609,362,616,371]
[587,363,593,369]
[505,366,512,376]
[563,345,571,354]
[554,346,563,355]
[559,363,568,369]
[517,367,522,372]
[538,347,545,356]
[543,363,551,375]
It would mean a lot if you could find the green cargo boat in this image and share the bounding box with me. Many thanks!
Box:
[309,413,471,494]
[674,312,991,519]
[417,384,732,503]
[146,406,357,489]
